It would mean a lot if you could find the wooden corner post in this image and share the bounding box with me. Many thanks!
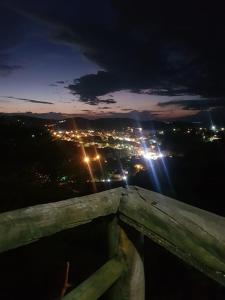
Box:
[107,215,145,300]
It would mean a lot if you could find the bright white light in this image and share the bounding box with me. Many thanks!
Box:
[211,125,216,131]
[143,151,164,160]
[122,176,127,181]
[143,152,154,160]
[107,179,111,182]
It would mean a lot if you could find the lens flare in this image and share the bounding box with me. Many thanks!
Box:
[84,156,90,163]
[80,144,96,192]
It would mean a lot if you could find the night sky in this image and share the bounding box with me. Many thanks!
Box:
[1,0,225,121]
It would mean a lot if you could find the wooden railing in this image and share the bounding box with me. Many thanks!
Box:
[0,186,225,299]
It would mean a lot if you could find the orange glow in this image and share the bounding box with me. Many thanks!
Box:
[84,156,90,163]
[134,164,144,171]
[81,144,96,192]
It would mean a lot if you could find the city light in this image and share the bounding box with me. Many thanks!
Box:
[134,164,144,171]
[84,156,90,163]
[44,124,225,186]
[143,151,164,160]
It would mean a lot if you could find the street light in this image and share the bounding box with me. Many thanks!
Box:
[84,156,90,163]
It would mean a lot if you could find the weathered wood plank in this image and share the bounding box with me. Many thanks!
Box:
[107,216,120,259]
[1,184,225,288]
[62,258,125,300]
[119,186,225,286]
[0,188,123,253]
[107,223,145,300]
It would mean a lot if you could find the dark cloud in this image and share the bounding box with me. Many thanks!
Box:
[0,55,22,77]
[99,107,110,110]
[0,4,28,51]
[56,80,65,84]
[100,99,116,104]
[159,99,225,111]
[67,71,119,105]
[4,0,225,105]
[0,64,22,76]
[121,108,132,111]
[2,96,54,104]
[67,73,118,104]
[76,97,117,106]
[50,0,225,103]
[0,4,28,75]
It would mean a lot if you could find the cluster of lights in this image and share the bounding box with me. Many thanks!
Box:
[134,164,144,171]
[50,128,164,158]
[100,176,127,183]
[211,125,225,132]
[142,151,164,160]
[83,155,101,163]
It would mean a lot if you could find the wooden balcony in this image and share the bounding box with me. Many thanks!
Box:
[0,186,225,299]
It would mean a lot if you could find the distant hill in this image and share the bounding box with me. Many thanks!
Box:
[50,117,176,130]
[0,114,55,128]
[178,108,225,126]
[55,117,138,130]
[2,112,223,131]
[0,114,171,130]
